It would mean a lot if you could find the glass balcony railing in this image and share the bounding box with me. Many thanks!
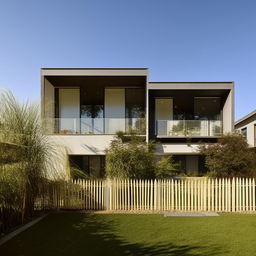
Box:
[44,118,146,135]
[156,120,222,137]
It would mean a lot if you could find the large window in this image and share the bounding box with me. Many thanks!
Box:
[125,88,145,118]
[194,97,221,120]
[80,85,104,134]
[80,105,104,134]
[125,88,145,133]
[69,155,105,178]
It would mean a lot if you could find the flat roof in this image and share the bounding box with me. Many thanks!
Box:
[41,68,148,77]
[41,68,148,70]
[149,81,234,83]
[235,110,256,125]
[148,81,234,90]
[41,68,234,90]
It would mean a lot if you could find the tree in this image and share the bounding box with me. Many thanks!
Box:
[155,155,181,178]
[199,133,256,177]
[105,131,155,179]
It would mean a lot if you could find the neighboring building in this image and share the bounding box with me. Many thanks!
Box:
[235,110,256,149]
[41,68,234,177]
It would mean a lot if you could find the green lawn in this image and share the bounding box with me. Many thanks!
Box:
[1,213,256,256]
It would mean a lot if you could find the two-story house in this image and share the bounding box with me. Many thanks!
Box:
[41,68,234,177]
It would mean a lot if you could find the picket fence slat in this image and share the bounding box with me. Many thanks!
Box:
[37,178,256,213]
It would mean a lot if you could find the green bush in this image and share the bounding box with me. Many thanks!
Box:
[199,133,256,177]
[105,132,155,179]
[155,155,182,178]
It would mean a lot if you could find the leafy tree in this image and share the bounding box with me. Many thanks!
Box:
[155,155,182,178]
[199,133,256,177]
[105,131,155,179]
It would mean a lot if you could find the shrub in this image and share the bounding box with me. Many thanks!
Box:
[155,155,182,178]
[199,133,256,177]
[105,132,155,179]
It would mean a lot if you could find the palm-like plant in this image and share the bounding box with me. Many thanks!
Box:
[0,91,64,224]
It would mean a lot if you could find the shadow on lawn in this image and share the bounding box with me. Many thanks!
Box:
[0,213,226,256]
[70,214,224,256]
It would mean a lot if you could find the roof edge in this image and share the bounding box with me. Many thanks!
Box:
[235,110,256,125]
[41,68,148,70]
[149,81,234,84]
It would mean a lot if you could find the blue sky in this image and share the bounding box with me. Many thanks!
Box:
[0,0,255,120]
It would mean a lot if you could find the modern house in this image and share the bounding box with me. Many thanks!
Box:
[41,68,234,177]
[235,110,256,149]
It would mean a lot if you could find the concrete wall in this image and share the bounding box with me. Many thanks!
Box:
[223,89,234,133]
[155,143,200,154]
[44,79,55,118]
[43,79,55,133]
[49,135,115,155]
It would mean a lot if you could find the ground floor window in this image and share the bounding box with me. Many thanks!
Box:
[157,154,206,176]
[69,155,105,178]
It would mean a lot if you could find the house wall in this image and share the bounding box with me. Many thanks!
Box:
[44,78,55,118]
[223,89,234,134]
[49,135,115,155]
[43,79,55,134]
[155,143,200,154]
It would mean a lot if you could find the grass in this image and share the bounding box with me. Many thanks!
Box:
[1,213,256,256]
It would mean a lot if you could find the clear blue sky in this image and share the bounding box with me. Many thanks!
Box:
[0,0,255,120]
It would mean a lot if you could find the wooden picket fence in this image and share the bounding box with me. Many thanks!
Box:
[35,178,256,212]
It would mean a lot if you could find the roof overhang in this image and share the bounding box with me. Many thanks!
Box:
[148,82,234,90]
[41,68,148,77]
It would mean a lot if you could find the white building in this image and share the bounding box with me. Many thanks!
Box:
[41,68,234,176]
[235,110,256,149]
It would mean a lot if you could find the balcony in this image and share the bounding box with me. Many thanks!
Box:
[156,120,222,137]
[44,118,146,135]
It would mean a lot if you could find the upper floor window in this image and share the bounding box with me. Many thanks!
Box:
[125,88,145,118]
[194,97,221,120]
[81,105,104,118]
[241,127,247,138]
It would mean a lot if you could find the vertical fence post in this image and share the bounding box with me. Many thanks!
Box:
[105,179,112,211]
[253,178,255,212]
[231,178,235,212]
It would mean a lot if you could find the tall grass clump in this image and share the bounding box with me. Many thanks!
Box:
[0,91,63,233]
